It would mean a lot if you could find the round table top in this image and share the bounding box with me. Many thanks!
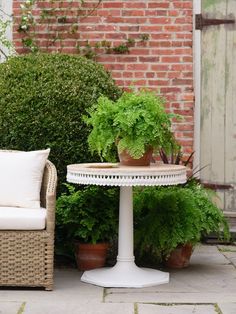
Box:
[67,163,187,187]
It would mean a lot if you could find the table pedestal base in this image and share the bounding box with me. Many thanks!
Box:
[81,261,169,288]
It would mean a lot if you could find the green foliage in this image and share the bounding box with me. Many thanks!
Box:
[0,53,121,192]
[139,33,150,42]
[86,90,178,160]
[112,38,135,54]
[134,180,230,260]
[56,184,119,244]
[78,37,147,60]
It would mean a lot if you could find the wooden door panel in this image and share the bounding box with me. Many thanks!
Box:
[201,0,227,184]
[225,0,236,211]
[201,0,236,213]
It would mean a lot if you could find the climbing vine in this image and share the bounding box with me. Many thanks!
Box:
[17,0,149,58]
[18,0,103,52]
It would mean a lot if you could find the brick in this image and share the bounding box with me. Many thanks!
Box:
[149,9,168,16]
[168,10,179,16]
[148,3,170,9]
[151,65,170,71]
[105,33,126,40]
[115,56,138,62]
[122,10,145,17]
[119,26,140,32]
[150,34,172,40]
[173,1,193,9]
[97,10,121,17]
[131,48,150,56]
[164,25,183,32]
[123,18,147,24]
[105,64,125,71]
[148,80,169,86]
[173,79,193,85]
[139,56,160,63]
[140,26,163,32]
[134,72,145,78]
[124,3,146,9]
[102,2,124,8]
[145,72,155,78]
[122,72,134,78]
[130,79,147,86]
[160,87,182,93]
[105,17,124,23]
[149,18,171,24]
[151,49,174,55]
[126,64,149,71]
[161,56,181,63]
[96,56,116,63]
[111,72,122,78]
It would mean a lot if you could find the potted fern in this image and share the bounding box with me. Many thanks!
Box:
[85,90,178,166]
[134,180,230,268]
[56,184,119,270]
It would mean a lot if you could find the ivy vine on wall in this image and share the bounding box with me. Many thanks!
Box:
[18,0,103,53]
[17,0,149,59]
[0,0,149,60]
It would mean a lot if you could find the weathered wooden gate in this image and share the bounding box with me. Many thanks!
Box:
[198,0,236,227]
[0,0,13,62]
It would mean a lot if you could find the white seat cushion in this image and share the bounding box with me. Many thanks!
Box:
[0,149,50,208]
[0,207,47,230]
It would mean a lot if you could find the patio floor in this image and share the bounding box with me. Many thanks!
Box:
[0,244,235,314]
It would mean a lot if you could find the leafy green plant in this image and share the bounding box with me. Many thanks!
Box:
[0,53,121,193]
[56,184,119,244]
[134,180,230,262]
[85,90,178,161]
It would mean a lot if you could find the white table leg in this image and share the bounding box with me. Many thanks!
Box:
[81,186,169,287]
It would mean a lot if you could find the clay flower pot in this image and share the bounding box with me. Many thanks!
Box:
[165,243,193,269]
[118,147,153,166]
[74,242,109,271]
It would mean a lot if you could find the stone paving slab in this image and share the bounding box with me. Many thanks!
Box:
[23,301,134,314]
[0,270,103,304]
[218,302,236,314]
[218,245,236,267]
[138,303,217,314]
[0,301,23,314]
[106,245,236,303]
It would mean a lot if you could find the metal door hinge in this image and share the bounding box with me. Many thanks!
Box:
[201,182,234,190]
[195,14,235,30]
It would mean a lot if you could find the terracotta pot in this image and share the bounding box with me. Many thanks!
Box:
[118,147,153,166]
[74,242,109,271]
[165,243,193,269]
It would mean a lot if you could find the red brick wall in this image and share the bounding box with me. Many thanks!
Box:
[13,0,194,156]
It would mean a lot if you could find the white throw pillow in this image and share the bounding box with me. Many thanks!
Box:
[0,149,50,208]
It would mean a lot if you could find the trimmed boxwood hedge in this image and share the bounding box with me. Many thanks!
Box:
[0,53,121,192]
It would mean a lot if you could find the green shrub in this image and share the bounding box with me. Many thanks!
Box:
[0,53,121,192]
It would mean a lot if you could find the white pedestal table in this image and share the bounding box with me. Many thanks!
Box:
[67,163,186,288]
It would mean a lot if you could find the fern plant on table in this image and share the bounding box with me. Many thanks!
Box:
[85,90,179,161]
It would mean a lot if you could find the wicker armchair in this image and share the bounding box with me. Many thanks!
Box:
[0,159,57,290]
